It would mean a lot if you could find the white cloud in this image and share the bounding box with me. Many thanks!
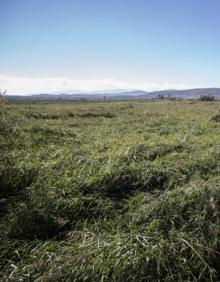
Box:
[0,74,191,95]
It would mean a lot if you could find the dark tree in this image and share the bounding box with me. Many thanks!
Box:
[199,94,215,101]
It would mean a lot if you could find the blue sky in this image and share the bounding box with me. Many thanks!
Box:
[1,0,220,94]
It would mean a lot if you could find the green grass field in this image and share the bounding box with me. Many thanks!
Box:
[1,99,220,281]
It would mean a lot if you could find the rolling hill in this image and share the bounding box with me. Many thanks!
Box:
[6,88,220,100]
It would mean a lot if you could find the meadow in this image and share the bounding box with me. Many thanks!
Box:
[1,98,220,281]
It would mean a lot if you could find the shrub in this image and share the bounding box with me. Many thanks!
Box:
[199,94,215,101]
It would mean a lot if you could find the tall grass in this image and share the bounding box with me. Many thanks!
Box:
[1,100,220,281]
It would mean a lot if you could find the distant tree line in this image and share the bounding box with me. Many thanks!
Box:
[158,93,216,101]
[158,94,178,100]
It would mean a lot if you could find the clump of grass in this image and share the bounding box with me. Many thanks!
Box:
[26,110,116,119]
[0,166,36,195]
[67,111,115,118]
[8,209,65,240]
[25,112,61,119]
[123,143,185,163]
[211,114,220,122]
[0,98,22,150]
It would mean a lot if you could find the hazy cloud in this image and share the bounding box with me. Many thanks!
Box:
[0,74,191,95]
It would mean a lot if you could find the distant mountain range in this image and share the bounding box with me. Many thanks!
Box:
[6,88,220,100]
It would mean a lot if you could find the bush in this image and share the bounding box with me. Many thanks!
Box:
[199,94,215,101]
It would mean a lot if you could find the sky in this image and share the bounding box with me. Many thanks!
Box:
[1,0,220,94]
